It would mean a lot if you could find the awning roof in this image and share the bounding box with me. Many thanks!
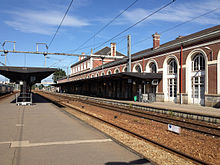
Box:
[0,66,57,84]
[55,72,162,86]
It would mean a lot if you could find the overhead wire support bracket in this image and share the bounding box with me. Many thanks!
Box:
[1,40,16,66]
[36,43,49,66]
[0,49,89,57]
[2,40,16,52]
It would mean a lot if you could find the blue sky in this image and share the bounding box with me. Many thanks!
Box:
[0,0,220,81]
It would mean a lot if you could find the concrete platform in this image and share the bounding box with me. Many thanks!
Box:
[120,100,220,117]
[0,94,152,165]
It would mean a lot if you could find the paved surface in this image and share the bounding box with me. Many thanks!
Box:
[122,100,220,117]
[87,95,220,117]
[0,94,152,165]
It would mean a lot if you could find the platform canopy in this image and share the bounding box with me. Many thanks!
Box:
[0,66,57,85]
[55,72,162,86]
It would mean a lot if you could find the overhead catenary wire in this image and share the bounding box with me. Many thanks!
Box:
[48,0,75,49]
[66,35,127,54]
[48,0,175,68]
[118,5,220,52]
[94,0,176,50]
[74,0,139,53]
[49,35,127,68]
[160,6,220,35]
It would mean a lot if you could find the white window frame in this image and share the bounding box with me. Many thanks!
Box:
[132,63,142,73]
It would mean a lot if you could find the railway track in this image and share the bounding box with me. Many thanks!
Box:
[79,99,220,137]
[0,92,16,100]
[40,91,220,137]
[37,91,217,165]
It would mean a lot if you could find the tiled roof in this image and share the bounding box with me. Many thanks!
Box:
[70,47,125,68]
[94,46,125,56]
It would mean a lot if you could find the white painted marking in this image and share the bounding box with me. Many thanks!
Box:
[10,139,112,148]
[16,124,24,127]
[10,141,29,147]
[0,141,12,144]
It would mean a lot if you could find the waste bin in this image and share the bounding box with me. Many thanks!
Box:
[134,96,137,102]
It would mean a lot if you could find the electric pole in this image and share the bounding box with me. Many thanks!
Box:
[127,35,131,72]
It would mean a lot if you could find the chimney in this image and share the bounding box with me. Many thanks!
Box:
[152,32,160,49]
[111,43,116,56]
[79,52,85,61]
[91,48,93,55]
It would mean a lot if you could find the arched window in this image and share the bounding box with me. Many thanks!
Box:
[114,69,120,74]
[91,74,94,78]
[134,64,142,73]
[107,71,112,75]
[96,73,99,77]
[168,59,177,74]
[149,63,157,73]
[192,53,205,71]
[123,67,127,72]
[101,72,105,76]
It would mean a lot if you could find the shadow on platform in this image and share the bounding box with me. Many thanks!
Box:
[105,158,150,165]
[10,93,65,108]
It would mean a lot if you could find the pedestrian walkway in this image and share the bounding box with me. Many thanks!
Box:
[0,94,151,165]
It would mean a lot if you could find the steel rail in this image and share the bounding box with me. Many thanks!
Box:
[59,92,220,124]
[81,100,220,137]
[0,92,16,100]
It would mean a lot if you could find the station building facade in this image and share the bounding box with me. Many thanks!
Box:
[57,25,220,107]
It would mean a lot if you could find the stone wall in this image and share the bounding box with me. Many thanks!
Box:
[205,94,220,107]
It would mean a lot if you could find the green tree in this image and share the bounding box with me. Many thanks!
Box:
[52,68,66,83]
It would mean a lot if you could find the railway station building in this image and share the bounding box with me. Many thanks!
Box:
[57,25,220,107]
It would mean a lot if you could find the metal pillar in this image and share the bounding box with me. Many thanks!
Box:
[44,54,47,67]
[4,53,7,65]
[127,35,131,72]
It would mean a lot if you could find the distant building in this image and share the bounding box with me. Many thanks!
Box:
[70,43,125,76]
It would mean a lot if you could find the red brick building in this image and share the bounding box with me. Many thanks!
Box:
[70,43,125,76]
[57,25,220,107]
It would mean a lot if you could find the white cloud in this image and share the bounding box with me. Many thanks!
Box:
[4,9,90,35]
[119,0,220,25]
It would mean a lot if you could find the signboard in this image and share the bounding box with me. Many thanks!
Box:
[168,124,181,134]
